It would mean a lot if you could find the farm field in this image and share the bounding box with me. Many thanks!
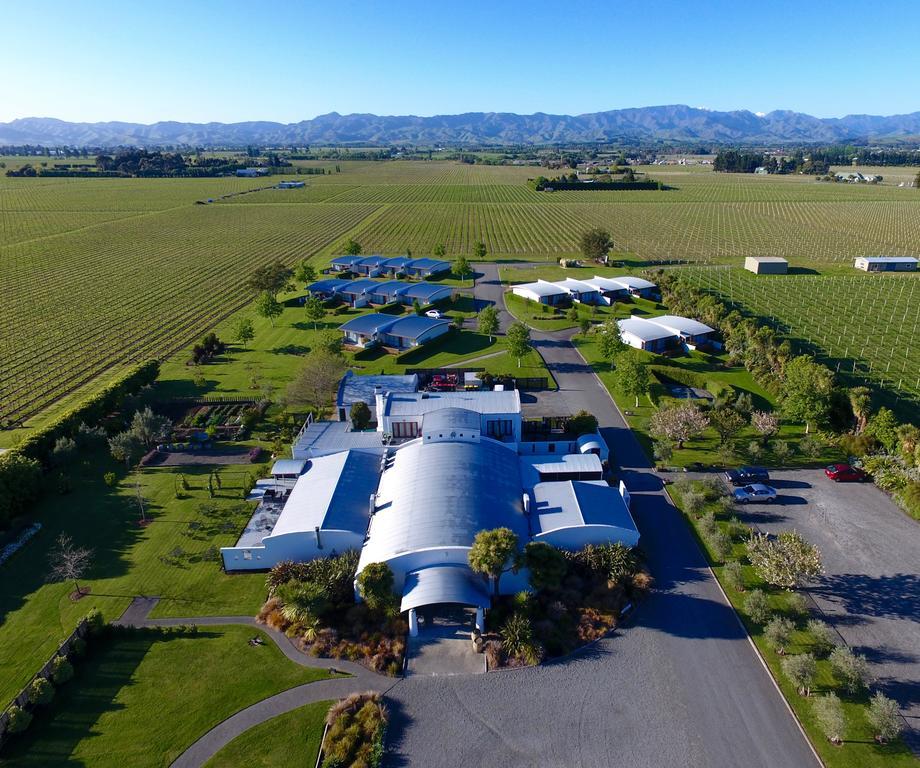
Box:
[678,266,920,416]
[3,160,920,433]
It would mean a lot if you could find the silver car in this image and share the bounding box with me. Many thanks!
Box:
[733,483,777,504]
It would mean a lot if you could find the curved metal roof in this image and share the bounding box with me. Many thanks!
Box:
[384,315,451,340]
[359,438,526,567]
[338,313,399,335]
[400,565,490,612]
[422,407,481,435]
[617,316,675,342]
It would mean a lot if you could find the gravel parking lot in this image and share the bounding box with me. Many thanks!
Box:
[722,468,920,746]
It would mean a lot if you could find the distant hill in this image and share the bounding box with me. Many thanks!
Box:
[3,106,920,147]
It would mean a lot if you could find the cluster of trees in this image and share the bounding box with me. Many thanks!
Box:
[190,332,226,365]
[713,149,830,175]
[808,145,920,167]
[108,407,172,468]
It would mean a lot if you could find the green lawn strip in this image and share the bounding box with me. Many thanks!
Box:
[0,456,267,706]
[0,626,332,768]
[668,485,916,768]
[203,699,331,768]
[573,337,842,469]
[499,259,645,285]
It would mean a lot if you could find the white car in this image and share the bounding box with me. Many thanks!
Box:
[425,309,444,319]
[733,484,777,504]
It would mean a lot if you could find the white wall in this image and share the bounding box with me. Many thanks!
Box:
[222,529,364,572]
[535,524,639,551]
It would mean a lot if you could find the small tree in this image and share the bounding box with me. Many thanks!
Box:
[453,254,471,283]
[432,243,446,258]
[649,403,709,449]
[506,322,532,368]
[653,440,673,464]
[478,305,499,342]
[866,691,902,743]
[343,238,362,256]
[523,541,567,591]
[304,295,326,331]
[829,646,871,693]
[233,317,255,349]
[27,676,55,706]
[130,406,171,447]
[764,616,795,654]
[782,652,817,696]
[710,408,747,443]
[751,410,779,442]
[813,693,846,744]
[412,298,422,316]
[746,531,823,589]
[579,317,591,336]
[286,350,346,415]
[256,291,283,328]
[357,562,395,612]
[5,705,32,734]
[598,321,626,362]
[246,260,293,297]
[473,240,487,261]
[294,260,317,284]
[723,559,745,592]
[108,431,143,468]
[469,527,519,595]
[567,305,579,323]
[350,401,372,431]
[781,355,834,434]
[50,655,74,684]
[579,227,613,263]
[744,588,771,624]
[806,618,837,658]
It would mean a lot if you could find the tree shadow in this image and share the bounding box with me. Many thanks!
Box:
[381,694,413,768]
[811,573,920,622]
[271,344,311,356]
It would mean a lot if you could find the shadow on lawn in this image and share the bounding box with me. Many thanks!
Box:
[0,628,217,765]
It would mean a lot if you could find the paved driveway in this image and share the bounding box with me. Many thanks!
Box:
[727,469,920,745]
[383,266,817,768]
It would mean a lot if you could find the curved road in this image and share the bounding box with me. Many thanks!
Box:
[383,264,820,767]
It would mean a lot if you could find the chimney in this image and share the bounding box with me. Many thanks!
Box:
[314,526,322,549]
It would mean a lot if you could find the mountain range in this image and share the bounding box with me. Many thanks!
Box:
[3,106,920,147]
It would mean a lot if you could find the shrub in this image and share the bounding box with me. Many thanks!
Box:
[722,560,745,592]
[806,619,837,658]
[570,542,639,583]
[764,616,795,654]
[813,692,845,744]
[866,691,902,743]
[744,589,771,625]
[27,676,55,706]
[523,542,567,591]
[5,705,32,734]
[799,434,825,458]
[781,653,816,696]
[706,529,733,562]
[50,655,74,685]
[829,646,871,693]
[69,637,87,657]
[682,490,707,516]
[85,607,105,636]
[500,612,542,664]
[566,410,599,436]
[357,562,396,613]
[746,531,823,589]
[103,471,117,487]
[786,592,808,617]
[772,440,792,463]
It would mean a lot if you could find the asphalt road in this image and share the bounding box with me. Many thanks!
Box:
[383,265,817,767]
[725,469,920,748]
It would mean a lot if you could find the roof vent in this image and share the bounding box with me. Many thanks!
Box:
[421,393,429,399]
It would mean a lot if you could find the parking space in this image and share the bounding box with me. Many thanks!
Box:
[722,468,920,740]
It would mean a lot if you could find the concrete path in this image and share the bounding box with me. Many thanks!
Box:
[380,265,820,768]
[405,624,486,676]
[116,598,392,767]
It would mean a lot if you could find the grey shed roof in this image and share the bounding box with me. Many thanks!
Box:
[366,280,407,298]
[308,278,348,294]
[382,256,413,269]
[292,420,385,458]
[384,315,451,340]
[610,276,656,290]
[513,280,567,297]
[382,389,521,418]
[336,278,380,295]
[532,480,638,537]
[400,565,490,612]
[339,313,399,335]
[337,371,419,408]
[271,459,308,476]
[359,438,527,567]
[267,450,381,539]
[422,407,481,435]
[407,258,450,271]
[618,316,676,342]
[858,256,917,263]
[357,255,390,267]
[648,315,715,337]
[398,282,453,302]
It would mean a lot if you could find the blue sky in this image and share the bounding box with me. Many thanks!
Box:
[3,0,918,123]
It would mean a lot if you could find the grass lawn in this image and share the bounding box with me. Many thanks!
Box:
[669,482,917,768]
[0,454,269,706]
[203,700,330,768]
[499,258,646,286]
[573,338,842,469]
[0,626,332,768]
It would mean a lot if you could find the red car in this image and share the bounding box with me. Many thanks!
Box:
[825,463,867,482]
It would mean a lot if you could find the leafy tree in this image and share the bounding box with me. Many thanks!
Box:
[746,531,823,589]
[452,254,471,283]
[357,562,395,612]
[233,317,255,349]
[256,291,283,327]
[867,691,902,743]
[781,355,834,434]
[478,305,499,342]
[710,407,747,443]
[316,331,344,357]
[286,350,347,414]
[50,655,74,684]
[567,410,598,436]
[598,321,626,361]
[47,533,93,596]
[649,403,709,449]
[506,322,532,368]
[751,410,779,442]
[108,430,144,467]
[523,541,567,591]
[744,588,771,624]
[613,354,650,408]
[806,618,837,658]
[579,317,591,336]
[848,386,872,434]
[130,406,171,447]
[829,646,871,692]
[864,407,899,453]
[51,436,78,467]
[343,239,362,256]
[567,305,579,323]
[27,676,54,706]
[5,705,32,734]
[764,616,795,654]
[294,260,317,284]
[723,559,745,592]
[469,527,519,595]
[350,401,371,431]
[813,693,845,744]
[473,240,487,260]
[782,652,817,696]
[432,243,446,258]
[304,295,326,331]
[246,260,292,297]
[579,227,613,263]
[653,440,673,463]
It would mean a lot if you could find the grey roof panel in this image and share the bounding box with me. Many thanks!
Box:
[383,390,520,417]
[384,315,451,340]
[532,480,638,536]
[400,565,490,612]
[338,313,400,335]
[422,407,481,434]
[337,371,419,407]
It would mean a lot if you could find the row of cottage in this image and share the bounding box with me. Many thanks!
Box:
[308,277,453,308]
[329,254,452,278]
[511,275,658,306]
